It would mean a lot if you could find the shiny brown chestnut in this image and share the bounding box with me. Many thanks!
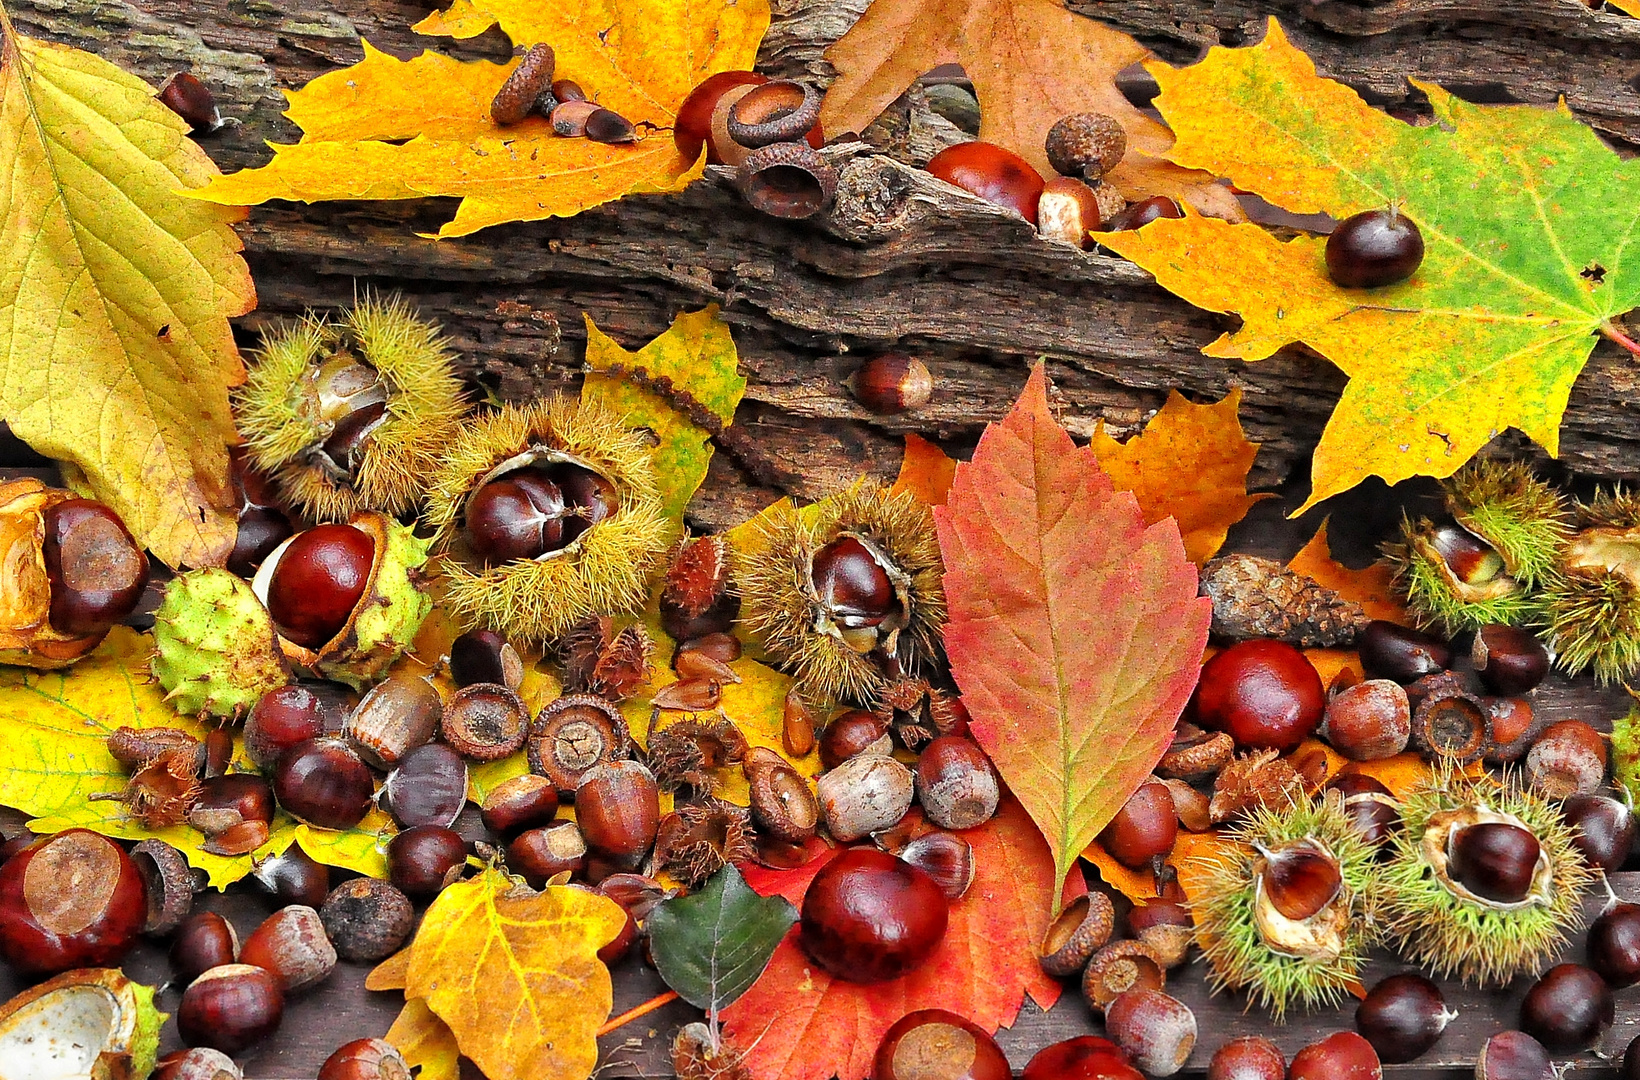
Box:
[1358,621,1451,684]
[1563,792,1635,873]
[388,825,469,899]
[819,709,892,769]
[1194,639,1324,751]
[507,822,588,887]
[171,911,240,984]
[158,71,226,135]
[1289,1031,1382,1080]
[265,524,374,650]
[1105,990,1196,1077]
[318,1038,412,1080]
[1209,1036,1285,1080]
[1022,1037,1140,1080]
[1097,780,1177,869]
[177,964,284,1055]
[153,1047,243,1080]
[1448,820,1541,904]
[1472,624,1550,694]
[851,353,933,415]
[1355,973,1455,1063]
[249,844,331,908]
[0,829,146,975]
[41,498,150,637]
[799,847,948,983]
[481,774,561,837]
[449,629,523,690]
[1324,773,1401,851]
[575,760,660,865]
[874,1008,1010,1080]
[1476,1031,1554,1080]
[380,742,469,830]
[273,738,375,830]
[1520,963,1613,1053]
[244,685,339,771]
[915,736,999,830]
[1104,196,1182,231]
[926,142,1046,223]
[1588,902,1640,987]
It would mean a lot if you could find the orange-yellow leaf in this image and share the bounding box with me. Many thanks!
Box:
[820,0,1239,215]
[367,948,413,991]
[194,0,768,237]
[405,868,626,1080]
[386,998,462,1080]
[890,433,956,507]
[1288,519,1406,623]
[1091,389,1269,564]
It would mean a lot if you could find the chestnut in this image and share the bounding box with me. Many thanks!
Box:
[480,774,561,838]
[1562,792,1635,872]
[238,904,336,992]
[819,710,892,769]
[1476,1031,1553,1080]
[1104,195,1182,231]
[851,354,933,415]
[1321,679,1410,760]
[379,741,469,829]
[925,141,1046,223]
[812,537,898,629]
[1519,963,1613,1052]
[1358,621,1451,683]
[1587,901,1640,987]
[675,71,767,162]
[1626,1034,1640,1080]
[273,737,375,830]
[1447,820,1540,904]
[1355,972,1455,1063]
[249,844,331,908]
[799,847,948,983]
[1021,1037,1141,1080]
[157,71,225,135]
[899,832,976,900]
[449,628,523,690]
[318,1037,412,1080]
[1289,1031,1381,1080]
[320,878,415,962]
[914,737,999,830]
[1038,176,1101,247]
[1525,719,1607,799]
[1193,639,1324,751]
[1209,1036,1285,1080]
[874,1008,1010,1080]
[154,1047,244,1080]
[189,774,276,838]
[40,498,149,636]
[1105,989,1196,1076]
[575,760,660,865]
[388,824,469,898]
[508,822,588,887]
[1323,773,1400,851]
[177,963,284,1055]
[1259,839,1341,921]
[245,685,346,770]
[0,828,146,975]
[1472,624,1550,694]
[1097,780,1176,869]
[170,911,240,983]
[265,523,374,649]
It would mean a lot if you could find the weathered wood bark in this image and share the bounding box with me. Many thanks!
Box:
[13,0,1640,531]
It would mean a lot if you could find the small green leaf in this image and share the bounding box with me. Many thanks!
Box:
[647,864,797,1015]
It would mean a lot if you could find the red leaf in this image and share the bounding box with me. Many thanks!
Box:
[721,795,1073,1080]
[934,363,1210,903]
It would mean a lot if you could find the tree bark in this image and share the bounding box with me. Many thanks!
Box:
[11,0,1640,530]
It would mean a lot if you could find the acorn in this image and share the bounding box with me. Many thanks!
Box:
[1383,460,1568,634]
[248,513,434,689]
[235,295,467,522]
[1190,792,1380,1019]
[0,479,149,669]
[1381,771,1593,985]
[424,397,670,643]
[150,568,292,719]
[734,478,945,705]
[1540,489,1640,683]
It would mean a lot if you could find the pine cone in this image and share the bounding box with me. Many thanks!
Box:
[1200,554,1370,648]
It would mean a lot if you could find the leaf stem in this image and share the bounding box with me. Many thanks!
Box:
[1601,321,1640,359]
[597,990,681,1037]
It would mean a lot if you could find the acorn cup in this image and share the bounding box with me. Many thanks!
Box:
[1539,489,1640,684]
[1380,770,1593,986]
[423,396,671,643]
[1383,459,1568,634]
[0,479,149,668]
[1190,792,1382,1020]
[732,478,946,706]
[235,295,467,522]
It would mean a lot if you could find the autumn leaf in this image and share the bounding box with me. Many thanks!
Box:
[386,998,462,1080]
[1100,20,1640,512]
[720,795,1072,1080]
[935,364,1210,903]
[193,0,768,237]
[1091,388,1269,564]
[820,0,1239,216]
[582,306,747,541]
[405,868,627,1080]
[1610,0,1640,15]
[647,864,797,1016]
[890,433,957,507]
[0,18,254,568]
[1288,519,1406,623]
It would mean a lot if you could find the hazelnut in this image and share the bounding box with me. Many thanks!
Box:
[1044,112,1127,180]
[817,753,915,842]
[914,736,999,830]
[575,760,660,865]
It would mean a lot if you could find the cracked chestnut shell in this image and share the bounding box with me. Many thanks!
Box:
[800,847,947,983]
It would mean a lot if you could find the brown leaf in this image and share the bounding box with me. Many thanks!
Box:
[820,0,1241,215]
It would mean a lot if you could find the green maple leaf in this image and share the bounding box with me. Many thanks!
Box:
[1099,19,1640,511]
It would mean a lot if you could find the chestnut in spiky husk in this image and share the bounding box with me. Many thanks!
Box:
[425,397,670,643]
[1381,772,1593,985]
[150,568,293,719]
[1384,460,1568,634]
[0,479,149,668]
[734,478,945,705]
[235,295,467,522]
[248,513,433,689]
[1539,490,1640,684]
[1190,793,1380,1019]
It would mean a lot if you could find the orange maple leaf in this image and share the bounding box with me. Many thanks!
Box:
[889,433,957,506]
[820,0,1241,217]
[720,796,1072,1080]
[194,0,768,236]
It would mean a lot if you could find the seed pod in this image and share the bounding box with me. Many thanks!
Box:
[132,839,196,935]
[1409,675,1490,765]
[1540,490,1640,683]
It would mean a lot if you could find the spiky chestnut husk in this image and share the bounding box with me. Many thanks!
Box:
[1385,460,1569,634]
[151,568,292,718]
[1382,771,1593,986]
[1538,490,1640,683]
[1613,704,1640,807]
[235,295,467,522]
[424,397,670,644]
[733,478,945,705]
[1189,793,1381,1020]
[251,512,433,689]
[0,479,113,668]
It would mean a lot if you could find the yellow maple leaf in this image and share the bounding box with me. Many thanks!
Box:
[386,998,462,1080]
[0,18,255,568]
[193,0,769,237]
[405,868,627,1080]
[1091,389,1270,565]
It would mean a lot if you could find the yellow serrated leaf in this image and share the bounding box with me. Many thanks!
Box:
[0,21,254,568]
[295,808,394,879]
[386,998,462,1080]
[406,868,626,1080]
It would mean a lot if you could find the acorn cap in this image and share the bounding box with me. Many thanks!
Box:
[735,141,837,220]
[0,479,109,668]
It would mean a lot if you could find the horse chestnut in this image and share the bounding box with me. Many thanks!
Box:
[40,498,149,636]
[0,829,146,975]
[273,738,375,830]
[1021,1037,1141,1080]
[1194,639,1324,750]
[799,848,948,983]
[874,1009,1010,1080]
[266,524,374,649]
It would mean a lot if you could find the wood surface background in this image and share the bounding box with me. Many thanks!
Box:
[8,0,1640,1075]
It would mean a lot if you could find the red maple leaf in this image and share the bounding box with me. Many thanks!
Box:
[720,795,1073,1080]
